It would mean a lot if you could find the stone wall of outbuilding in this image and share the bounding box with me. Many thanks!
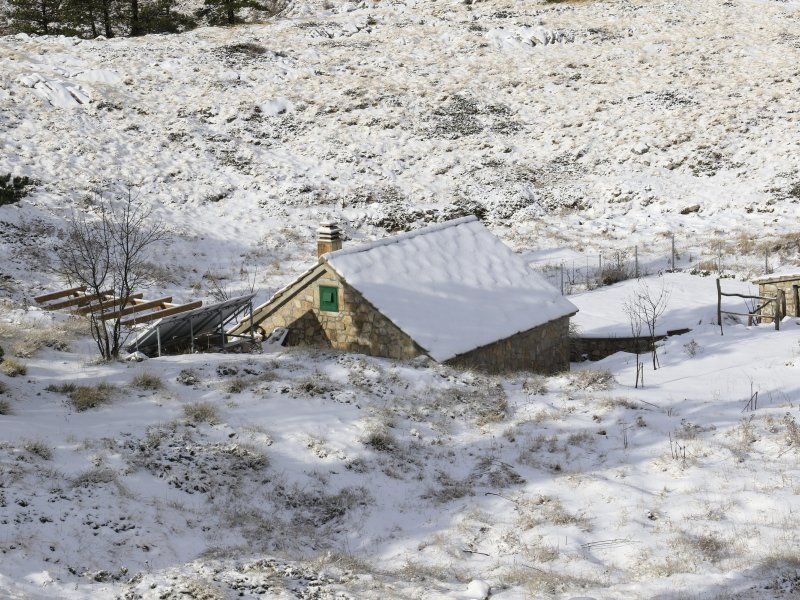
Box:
[446,315,572,374]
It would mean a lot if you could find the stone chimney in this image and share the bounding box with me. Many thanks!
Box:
[317,221,342,257]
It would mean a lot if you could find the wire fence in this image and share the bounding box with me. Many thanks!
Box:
[529,234,777,296]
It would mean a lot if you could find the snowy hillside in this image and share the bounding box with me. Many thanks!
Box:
[3,0,800,598]
[2,0,800,304]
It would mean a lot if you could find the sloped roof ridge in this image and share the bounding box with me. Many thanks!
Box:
[324,215,479,260]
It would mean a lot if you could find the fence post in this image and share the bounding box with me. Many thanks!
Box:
[793,284,799,317]
[634,245,639,278]
[560,263,565,295]
[671,234,676,271]
[598,254,602,285]
[776,289,785,331]
[716,278,723,336]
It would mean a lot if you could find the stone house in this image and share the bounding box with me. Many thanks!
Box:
[751,272,800,321]
[231,216,578,373]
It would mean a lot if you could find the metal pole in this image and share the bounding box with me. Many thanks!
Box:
[219,309,225,347]
[189,319,194,354]
[560,263,564,295]
[156,325,162,357]
[635,245,639,278]
[716,278,723,336]
[765,249,769,275]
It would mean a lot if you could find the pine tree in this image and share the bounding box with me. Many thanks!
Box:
[7,0,65,34]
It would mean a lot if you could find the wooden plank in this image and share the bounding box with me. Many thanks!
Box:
[34,286,86,304]
[120,301,202,328]
[100,296,173,321]
[46,290,114,310]
[720,292,774,301]
[73,293,144,315]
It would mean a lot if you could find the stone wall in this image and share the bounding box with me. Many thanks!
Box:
[446,315,572,374]
[254,267,423,360]
[570,335,654,362]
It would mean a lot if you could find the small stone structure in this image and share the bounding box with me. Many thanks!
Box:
[231,217,578,373]
[244,264,424,360]
[752,273,800,321]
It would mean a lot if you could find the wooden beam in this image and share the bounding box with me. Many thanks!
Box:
[46,290,114,311]
[120,301,202,328]
[100,296,173,321]
[73,293,144,315]
[34,286,86,304]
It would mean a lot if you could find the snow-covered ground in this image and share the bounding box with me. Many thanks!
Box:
[3,0,800,597]
[2,274,800,599]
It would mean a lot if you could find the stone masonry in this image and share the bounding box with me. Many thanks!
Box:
[446,315,572,374]
[254,266,424,360]
[755,275,800,321]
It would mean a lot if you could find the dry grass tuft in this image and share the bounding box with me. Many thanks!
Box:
[131,372,164,390]
[568,369,614,391]
[47,382,116,411]
[23,439,52,460]
[183,401,220,424]
[1,358,26,377]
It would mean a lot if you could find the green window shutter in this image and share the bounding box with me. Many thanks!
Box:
[319,285,339,312]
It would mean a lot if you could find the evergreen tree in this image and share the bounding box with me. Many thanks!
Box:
[7,0,65,34]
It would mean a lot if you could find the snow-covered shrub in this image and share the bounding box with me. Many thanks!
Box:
[131,372,164,390]
[226,378,246,394]
[567,369,614,391]
[183,402,220,424]
[0,358,26,377]
[362,426,396,453]
[23,439,52,460]
[0,174,36,206]
[177,368,200,386]
[522,376,548,396]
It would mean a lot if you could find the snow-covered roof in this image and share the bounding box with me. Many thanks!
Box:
[324,216,577,362]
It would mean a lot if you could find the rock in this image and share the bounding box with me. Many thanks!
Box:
[680,204,701,214]
[125,352,147,362]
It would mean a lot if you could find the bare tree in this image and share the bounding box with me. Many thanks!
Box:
[623,295,644,388]
[56,190,168,360]
[626,281,670,371]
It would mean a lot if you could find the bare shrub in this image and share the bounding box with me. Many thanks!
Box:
[47,382,115,411]
[131,372,163,390]
[568,369,614,391]
[784,413,800,448]
[23,439,52,460]
[1,358,26,377]
[183,401,220,424]
[0,399,10,415]
[423,471,474,504]
[72,467,118,487]
[516,494,591,531]
[679,531,730,563]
